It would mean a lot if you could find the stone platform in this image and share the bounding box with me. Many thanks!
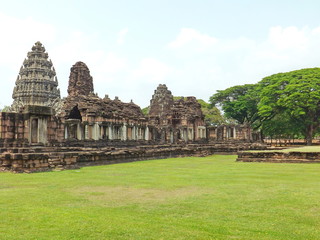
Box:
[237,151,320,163]
[1,142,266,173]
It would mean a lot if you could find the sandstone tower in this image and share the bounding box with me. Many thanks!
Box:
[148,84,174,118]
[67,61,94,97]
[11,41,61,112]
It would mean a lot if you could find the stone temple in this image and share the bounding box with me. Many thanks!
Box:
[11,41,61,113]
[0,42,263,172]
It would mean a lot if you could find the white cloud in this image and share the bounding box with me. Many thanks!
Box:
[165,26,320,103]
[0,12,57,108]
[2,15,320,109]
[268,26,308,50]
[0,12,56,67]
[117,28,128,45]
[99,53,127,74]
[168,28,218,51]
[131,58,172,83]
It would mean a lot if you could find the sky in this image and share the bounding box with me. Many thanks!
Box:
[1,0,320,108]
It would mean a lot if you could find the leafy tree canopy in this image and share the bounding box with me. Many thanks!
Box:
[141,106,149,116]
[209,67,320,145]
[258,68,320,144]
[209,84,260,126]
[0,106,10,112]
[197,99,225,125]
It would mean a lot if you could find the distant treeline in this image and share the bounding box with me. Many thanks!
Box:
[210,68,320,145]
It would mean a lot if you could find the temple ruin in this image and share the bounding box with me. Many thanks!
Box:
[11,41,61,113]
[148,84,206,143]
[0,42,264,172]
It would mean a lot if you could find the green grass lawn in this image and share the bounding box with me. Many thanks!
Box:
[1,155,320,240]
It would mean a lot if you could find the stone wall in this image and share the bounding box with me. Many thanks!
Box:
[0,112,25,140]
[148,84,206,143]
[237,151,320,163]
[1,143,267,173]
[207,125,262,142]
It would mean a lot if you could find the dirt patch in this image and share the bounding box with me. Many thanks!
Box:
[71,186,211,207]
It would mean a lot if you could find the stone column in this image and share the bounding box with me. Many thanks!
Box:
[38,118,47,144]
[138,127,142,140]
[85,125,89,139]
[108,125,113,140]
[64,126,68,139]
[184,129,188,141]
[100,125,104,139]
[145,127,149,141]
[92,123,99,140]
[77,123,82,140]
[122,123,127,141]
[170,131,174,143]
[115,126,119,139]
[132,126,136,140]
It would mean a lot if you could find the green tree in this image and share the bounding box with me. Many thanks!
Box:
[1,106,10,112]
[197,99,224,125]
[258,68,320,145]
[209,84,260,127]
[141,106,149,116]
[260,112,303,142]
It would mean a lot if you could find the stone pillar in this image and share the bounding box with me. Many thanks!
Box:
[145,127,149,141]
[115,126,119,139]
[38,118,48,144]
[85,125,89,139]
[132,126,136,140]
[92,123,99,140]
[64,126,68,139]
[170,131,174,143]
[184,129,188,141]
[77,123,82,140]
[122,123,127,141]
[100,126,104,139]
[223,126,227,140]
[226,127,229,139]
[108,125,113,140]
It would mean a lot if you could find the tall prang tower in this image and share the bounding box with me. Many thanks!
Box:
[148,84,174,119]
[67,61,94,97]
[11,41,61,112]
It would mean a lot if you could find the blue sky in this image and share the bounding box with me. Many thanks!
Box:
[1,0,320,108]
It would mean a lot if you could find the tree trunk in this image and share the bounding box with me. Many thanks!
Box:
[260,130,264,143]
[305,125,313,146]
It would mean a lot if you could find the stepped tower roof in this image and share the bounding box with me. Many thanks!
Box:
[11,41,61,112]
[67,61,94,97]
[148,84,174,118]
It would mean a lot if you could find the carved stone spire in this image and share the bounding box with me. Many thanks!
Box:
[148,84,174,118]
[67,62,94,97]
[11,41,61,112]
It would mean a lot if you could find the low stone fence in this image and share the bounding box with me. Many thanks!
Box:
[1,143,267,173]
[237,151,320,163]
